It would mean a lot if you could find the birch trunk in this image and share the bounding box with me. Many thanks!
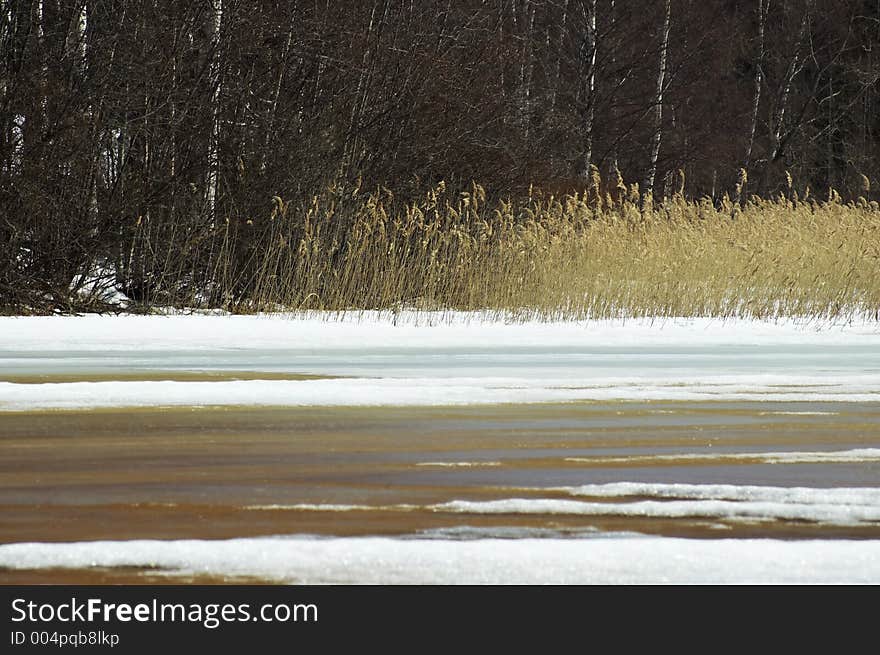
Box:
[549,0,569,115]
[516,1,535,140]
[22,0,46,186]
[345,1,391,175]
[744,0,767,169]
[760,6,809,194]
[205,0,223,225]
[643,0,671,199]
[608,0,619,172]
[262,19,294,173]
[578,0,597,181]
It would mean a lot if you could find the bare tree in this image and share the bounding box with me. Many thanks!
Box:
[3,0,880,311]
[744,0,769,170]
[577,0,597,181]
[204,0,223,224]
[643,0,671,199]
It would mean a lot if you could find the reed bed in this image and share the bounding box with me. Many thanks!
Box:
[108,173,880,320]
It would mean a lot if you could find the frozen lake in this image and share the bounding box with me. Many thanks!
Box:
[2,313,880,408]
[0,312,878,583]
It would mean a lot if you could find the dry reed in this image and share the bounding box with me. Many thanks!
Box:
[120,176,880,321]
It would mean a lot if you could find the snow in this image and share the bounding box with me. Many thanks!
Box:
[556,481,880,504]
[436,498,880,525]
[2,312,878,584]
[0,535,877,584]
[563,448,880,465]
[2,312,879,352]
[240,481,880,526]
[1,312,879,409]
[3,375,879,411]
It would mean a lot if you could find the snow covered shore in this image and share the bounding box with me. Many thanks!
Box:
[3,311,879,352]
[1,534,877,584]
[1,312,878,410]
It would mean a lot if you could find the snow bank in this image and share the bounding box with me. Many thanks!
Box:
[245,480,880,526]
[1,312,879,351]
[563,448,880,465]
[2,312,878,408]
[1,535,877,583]
[2,375,880,410]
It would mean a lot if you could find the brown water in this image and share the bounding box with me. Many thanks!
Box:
[2,400,879,583]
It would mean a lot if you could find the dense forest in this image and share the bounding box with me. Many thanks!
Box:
[1,1,879,315]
